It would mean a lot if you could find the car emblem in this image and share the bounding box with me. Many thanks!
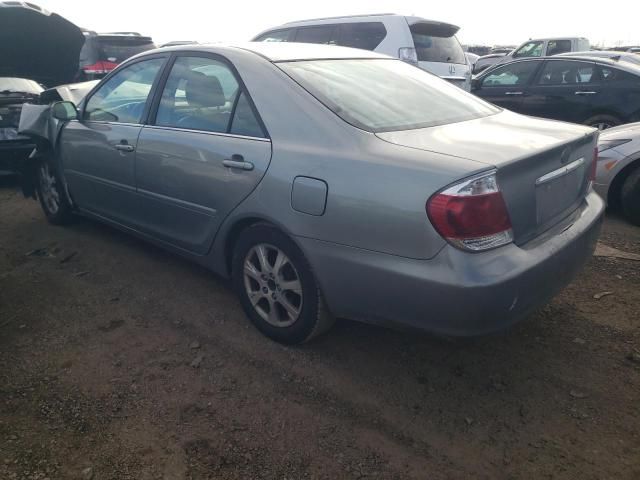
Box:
[449,65,456,75]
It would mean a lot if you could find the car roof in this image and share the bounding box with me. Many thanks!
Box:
[155,42,390,62]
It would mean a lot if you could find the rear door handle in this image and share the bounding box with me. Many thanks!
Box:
[223,154,254,171]
[574,91,597,95]
[505,91,524,95]
[115,144,135,152]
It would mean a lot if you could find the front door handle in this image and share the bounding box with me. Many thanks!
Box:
[574,91,597,95]
[505,91,524,95]
[115,143,135,152]
[223,154,254,171]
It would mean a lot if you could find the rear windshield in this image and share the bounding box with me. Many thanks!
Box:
[97,38,155,63]
[279,59,498,132]
[410,23,466,64]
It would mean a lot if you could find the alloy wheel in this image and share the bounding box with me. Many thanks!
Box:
[38,163,60,215]
[243,243,303,327]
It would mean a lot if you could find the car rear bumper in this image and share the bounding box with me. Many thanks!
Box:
[298,190,604,336]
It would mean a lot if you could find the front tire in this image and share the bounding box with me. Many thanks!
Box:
[36,160,73,225]
[232,224,334,344]
[620,166,640,226]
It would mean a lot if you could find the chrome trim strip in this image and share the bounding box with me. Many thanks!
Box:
[535,157,585,185]
[137,188,217,216]
[65,169,136,192]
[142,125,271,143]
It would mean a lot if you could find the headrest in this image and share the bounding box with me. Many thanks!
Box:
[185,71,225,108]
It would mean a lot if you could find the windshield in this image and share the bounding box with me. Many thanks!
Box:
[279,59,498,132]
[0,77,43,94]
[410,23,466,64]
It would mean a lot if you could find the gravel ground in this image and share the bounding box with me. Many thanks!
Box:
[1,177,639,480]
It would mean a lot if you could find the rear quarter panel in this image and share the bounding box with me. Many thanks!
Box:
[211,48,490,262]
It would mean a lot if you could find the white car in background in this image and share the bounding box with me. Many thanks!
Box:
[252,13,472,91]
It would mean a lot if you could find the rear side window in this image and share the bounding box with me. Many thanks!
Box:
[255,29,294,42]
[338,22,387,51]
[537,61,595,85]
[229,92,264,138]
[409,23,465,64]
[547,40,572,56]
[600,67,640,85]
[295,26,336,45]
[482,61,539,86]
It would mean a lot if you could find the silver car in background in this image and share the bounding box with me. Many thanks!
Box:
[596,122,640,225]
[23,43,604,344]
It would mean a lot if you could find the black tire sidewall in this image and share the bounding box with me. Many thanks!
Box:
[584,114,621,130]
[36,159,73,225]
[621,166,640,226]
[232,224,321,344]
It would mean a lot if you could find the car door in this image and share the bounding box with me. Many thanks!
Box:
[134,54,272,254]
[473,60,540,112]
[518,59,599,123]
[60,55,167,223]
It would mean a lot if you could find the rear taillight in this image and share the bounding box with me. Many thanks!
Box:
[82,61,118,75]
[398,47,418,66]
[589,146,598,184]
[427,172,513,252]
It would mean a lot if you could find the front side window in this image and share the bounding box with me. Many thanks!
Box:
[547,40,572,56]
[338,22,387,51]
[255,29,293,42]
[84,57,164,123]
[537,61,595,85]
[410,23,466,64]
[513,41,544,59]
[155,56,265,137]
[295,26,336,45]
[280,59,498,132]
[482,62,539,86]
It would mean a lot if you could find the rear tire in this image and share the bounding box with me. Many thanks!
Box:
[584,114,622,130]
[620,166,640,226]
[36,160,73,225]
[232,224,334,344]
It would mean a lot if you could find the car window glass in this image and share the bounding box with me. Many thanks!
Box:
[409,23,466,64]
[338,22,387,51]
[482,62,538,86]
[156,56,240,133]
[84,57,164,123]
[229,92,265,138]
[295,26,336,45]
[537,61,595,85]
[547,40,572,56]
[281,59,498,132]
[513,41,543,58]
[601,67,639,84]
[255,29,293,42]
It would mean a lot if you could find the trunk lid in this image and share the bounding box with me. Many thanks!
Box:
[376,110,598,245]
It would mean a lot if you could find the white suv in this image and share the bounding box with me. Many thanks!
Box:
[252,14,472,90]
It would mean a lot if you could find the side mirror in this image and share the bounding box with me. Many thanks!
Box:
[471,78,480,90]
[51,101,78,121]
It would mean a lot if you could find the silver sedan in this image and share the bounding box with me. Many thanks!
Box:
[595,122,640,225]
[26,43,604,344]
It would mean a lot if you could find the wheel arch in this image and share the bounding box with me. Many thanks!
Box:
[608,156,640,209]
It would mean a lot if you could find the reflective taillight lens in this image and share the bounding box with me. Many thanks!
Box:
[82,61,118,75]
[427,172,513,252]
[398,47,418,65]
[589,146,598,184]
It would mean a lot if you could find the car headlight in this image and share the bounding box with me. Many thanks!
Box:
[597,139,631,153]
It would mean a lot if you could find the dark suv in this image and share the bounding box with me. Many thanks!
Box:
[77,31,156,81]
[0,77,42,173]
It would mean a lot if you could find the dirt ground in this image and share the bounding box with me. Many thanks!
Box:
[1,176,639,480]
